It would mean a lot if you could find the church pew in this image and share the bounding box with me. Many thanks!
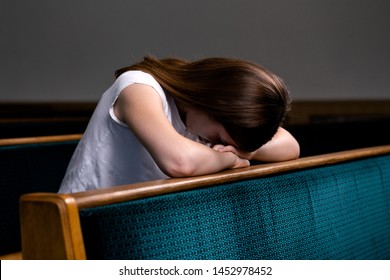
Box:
[0,134,81,259]
[19,144,390,259]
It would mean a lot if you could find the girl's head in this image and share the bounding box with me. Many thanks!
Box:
[116,56,291,151]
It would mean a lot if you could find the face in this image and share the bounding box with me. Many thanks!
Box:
[184,108,236,147]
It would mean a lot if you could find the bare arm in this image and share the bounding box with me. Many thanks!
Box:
[114,83,249,177]
[213,127,300,162]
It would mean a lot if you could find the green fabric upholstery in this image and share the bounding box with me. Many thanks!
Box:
[79,155,390,260]
[0,141,78,255]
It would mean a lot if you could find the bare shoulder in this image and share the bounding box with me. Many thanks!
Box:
[114,83,163,123]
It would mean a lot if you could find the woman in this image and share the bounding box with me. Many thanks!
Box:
[59,56,299,193]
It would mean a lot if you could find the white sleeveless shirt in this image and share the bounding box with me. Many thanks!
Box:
[59,71,195,193]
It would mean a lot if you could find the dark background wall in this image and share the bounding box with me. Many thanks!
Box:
[1,0,389,102]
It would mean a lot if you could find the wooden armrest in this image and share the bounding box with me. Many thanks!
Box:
[20,193,86,260]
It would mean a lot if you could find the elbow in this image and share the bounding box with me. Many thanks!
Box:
[272,139,300,162]
[279,131,300,161]
[291,142,300,160]
[160,156,198,178]
[164,164,196,178]
[286,139,300,160]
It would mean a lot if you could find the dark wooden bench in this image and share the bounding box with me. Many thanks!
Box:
[0,134,82,259]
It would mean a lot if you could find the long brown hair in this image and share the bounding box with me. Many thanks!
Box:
[115,56,291,151]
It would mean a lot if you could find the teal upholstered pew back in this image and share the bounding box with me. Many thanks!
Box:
[19,145,390,260]
[79,154,390,260]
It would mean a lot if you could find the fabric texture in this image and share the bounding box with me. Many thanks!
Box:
[79,155,390,260]
[59,71,196,194]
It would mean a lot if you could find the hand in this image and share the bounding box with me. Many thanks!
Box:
[213,144,255,160]
[213,127,300,163]
[213,144,250,168]
[232,155,250,169]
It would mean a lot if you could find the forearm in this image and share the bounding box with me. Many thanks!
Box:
[161,143,249,177]
[213,127,300,163]
[191,146,249,175]
[251,127,300,162]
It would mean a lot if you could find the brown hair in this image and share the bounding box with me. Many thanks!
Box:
[115,56,291,151]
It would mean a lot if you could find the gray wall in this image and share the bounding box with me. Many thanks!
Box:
[1,0,389,101]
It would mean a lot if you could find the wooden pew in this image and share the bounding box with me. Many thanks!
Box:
[0,134,82,259]
[19,145,390,260]
[0,102,93,139]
